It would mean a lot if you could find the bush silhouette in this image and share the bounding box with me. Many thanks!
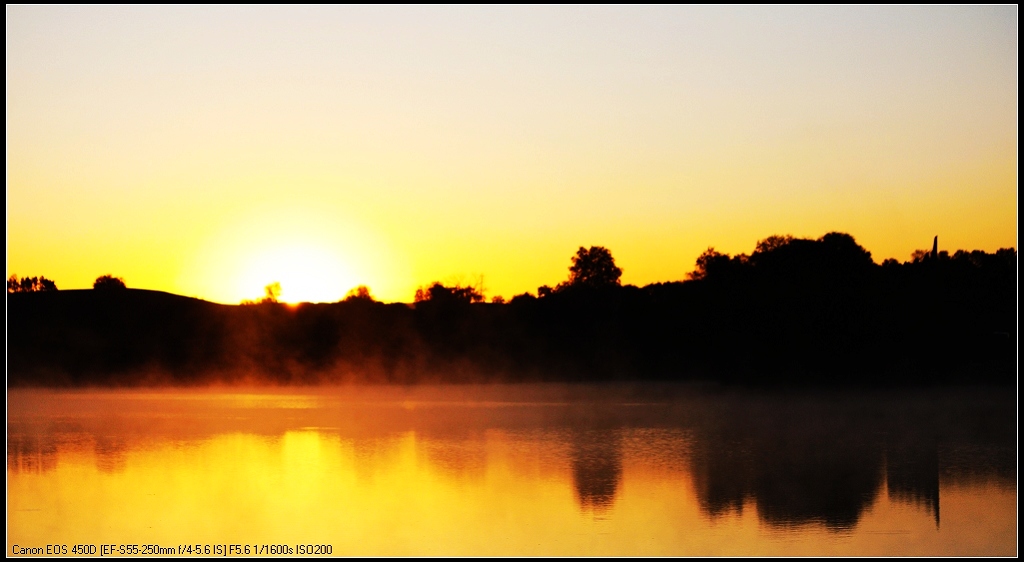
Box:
[344,285,376,302]
[93,275,127,290]
[414,282,484,304]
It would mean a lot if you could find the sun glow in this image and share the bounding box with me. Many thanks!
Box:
[238,243,356,304]
[175,204,410,305]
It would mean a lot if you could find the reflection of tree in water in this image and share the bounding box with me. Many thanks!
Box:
[570,429,623,514]
[750,438,883,531]
[886,442,940,526]
[688,399,885,531]
[688,436,756,518]
[691,435,884,531]
[7,430,59,474]
[684,390,1016,533]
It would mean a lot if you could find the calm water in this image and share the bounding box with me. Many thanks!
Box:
[7,384,1017,556]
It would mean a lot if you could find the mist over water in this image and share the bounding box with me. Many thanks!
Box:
[7,383,1016,556]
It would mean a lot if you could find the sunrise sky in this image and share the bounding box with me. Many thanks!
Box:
[6,6,1017,304]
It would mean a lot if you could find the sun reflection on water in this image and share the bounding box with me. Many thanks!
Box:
[6,386,1017,556]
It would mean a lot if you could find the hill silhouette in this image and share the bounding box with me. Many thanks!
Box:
[6,233,1016,386]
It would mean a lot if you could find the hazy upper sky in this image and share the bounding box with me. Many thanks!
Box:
[7,6,1017,303]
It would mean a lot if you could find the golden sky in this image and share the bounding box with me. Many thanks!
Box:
[6,6,1017,303]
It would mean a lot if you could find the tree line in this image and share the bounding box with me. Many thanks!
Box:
[7,275,58,293]
[7,274,126,294]
[7,232,1016,386]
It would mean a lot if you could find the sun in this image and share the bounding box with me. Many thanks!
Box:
[238,243,357,304]
[178,204,407,304]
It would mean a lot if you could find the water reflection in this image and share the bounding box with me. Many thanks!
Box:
[6,385,1016,556]
[570,429,623,513]
[887,442,940,526]
[7,432,59,474]
[686,396,888,531]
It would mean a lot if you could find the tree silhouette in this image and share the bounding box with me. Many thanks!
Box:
[562,246,622,289]
[239,282,282,305]
[7,275,58,293]
[689,233,875,283]
[414,282,484,304]
[755,234,794,254]
[262,282,281,303]
[344,285,376,302]
[93,275,126,290]
[689,248,747,281]
[747,232,875,279]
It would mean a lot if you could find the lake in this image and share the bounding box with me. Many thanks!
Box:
[7,384,1016,556]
